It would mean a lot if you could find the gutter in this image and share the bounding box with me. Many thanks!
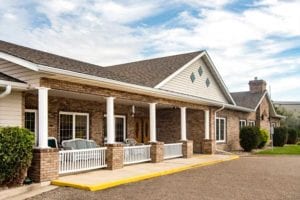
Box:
[0,85,12,98]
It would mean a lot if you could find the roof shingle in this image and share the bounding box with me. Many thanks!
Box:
[231,91,265,110]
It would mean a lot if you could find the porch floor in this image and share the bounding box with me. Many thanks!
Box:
[51,154,239,191]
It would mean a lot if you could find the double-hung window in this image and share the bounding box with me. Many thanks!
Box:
[25,109,37,145]
[216,117,226,143]
[248,121,256,127]
[103,115,126,143]
[59,112,89,143]
[239,120,246,129]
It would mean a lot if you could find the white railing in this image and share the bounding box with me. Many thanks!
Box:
[124,145,151,165]
[59,147,107,174]
[164,143,183,159]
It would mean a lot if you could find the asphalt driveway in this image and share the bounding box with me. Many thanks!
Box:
[28,156,300,200]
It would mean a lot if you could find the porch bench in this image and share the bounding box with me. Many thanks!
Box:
[62,138,99,150]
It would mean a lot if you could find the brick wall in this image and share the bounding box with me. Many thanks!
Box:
[257,96,271,133]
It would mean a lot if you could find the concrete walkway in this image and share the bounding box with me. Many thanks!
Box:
[52,154,238,191]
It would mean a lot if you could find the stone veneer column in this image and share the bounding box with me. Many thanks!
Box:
[106,143,124,170]
[181,140,193,158]
[149,142,164,163]
[201,139,216,154]
[28,148,59,182]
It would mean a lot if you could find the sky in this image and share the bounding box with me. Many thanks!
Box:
[0,0,300,101]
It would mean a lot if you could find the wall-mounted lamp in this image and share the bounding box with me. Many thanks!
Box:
[131,105,135,117]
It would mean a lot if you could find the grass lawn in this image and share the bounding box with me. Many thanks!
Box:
[256,145,300,155]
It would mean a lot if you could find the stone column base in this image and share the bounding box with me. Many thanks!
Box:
[149,142,164,163]
[28,148,59,183]
[179,140,193,158]
[106,143,124,170]
[201,139,216,154]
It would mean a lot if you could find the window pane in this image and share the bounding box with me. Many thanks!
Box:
[220,119,225,140]
[216,119,220,140]
[25,112,35,133]
[115,117,124,142]
[60,114,73,143]
[75,115,88,139]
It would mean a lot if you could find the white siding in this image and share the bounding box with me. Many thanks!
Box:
[0,92,23,127]
[161,58,228,103]
[0,59,41,86]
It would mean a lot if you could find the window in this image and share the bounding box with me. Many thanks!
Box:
[198,66,203,76]
[103,115,126,143]
[216,117,226,142]
[248,121,256,127]
[59,112,89,143]
[25,109,37,145]
[239,120,246,129]
[190,72,196,83]
[206,78,210,87]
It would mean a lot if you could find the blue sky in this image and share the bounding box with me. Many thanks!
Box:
[0,0,300,101]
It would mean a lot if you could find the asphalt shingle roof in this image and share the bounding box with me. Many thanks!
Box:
[231,91,265,110]
[0,72,25,83]
[0,40,202,88]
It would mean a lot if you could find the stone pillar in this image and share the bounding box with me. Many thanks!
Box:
[106,144,124,170]
[149,142,164,163]
[149,103,157,142]
[38,87,50,148]
[106,97,115,144]
[181,140,193,158]
[201,139,216,154]
[180,107,187,141]
[28,148,59,182]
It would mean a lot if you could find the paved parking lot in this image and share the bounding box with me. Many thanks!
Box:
[29,156,300,200]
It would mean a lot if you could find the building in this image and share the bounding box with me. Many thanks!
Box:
[0,40,284,182]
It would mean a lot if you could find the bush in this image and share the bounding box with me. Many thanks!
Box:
[273,127,288,147]
[287,128,298,144]
[257,129,269,148]
[240,126,260,152]
[0,127,34,186]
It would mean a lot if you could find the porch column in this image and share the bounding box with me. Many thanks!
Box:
[149,103,157,142]
[180,107,187,141]
[106,97,115,144]
[38,87,50,148]
[204,110,210,139]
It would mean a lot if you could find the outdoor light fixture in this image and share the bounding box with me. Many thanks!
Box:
[131,105,135,117]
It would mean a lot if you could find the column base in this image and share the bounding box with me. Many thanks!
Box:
[178,140,193,158]
[28,148,59,183]
[201,139,216,154]
[106,143,124,170]
[148,141,164,163]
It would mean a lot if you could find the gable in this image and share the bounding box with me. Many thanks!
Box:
[159,57,229,103]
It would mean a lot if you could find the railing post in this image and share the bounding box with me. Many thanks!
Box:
[149,142,164,163]
[106,144,124,170]
[181,140,193,158]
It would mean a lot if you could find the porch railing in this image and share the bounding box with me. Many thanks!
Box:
[124,145,151,165]
[59,147,107,174]
[164,143,183,159]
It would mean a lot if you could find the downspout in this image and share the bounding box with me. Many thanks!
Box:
[0,85,12,98]
[214,104,234,155]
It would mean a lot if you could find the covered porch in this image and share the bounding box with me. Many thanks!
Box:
[26,78,216,181]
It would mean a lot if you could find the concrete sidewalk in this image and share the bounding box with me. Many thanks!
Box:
[51,154,238,191]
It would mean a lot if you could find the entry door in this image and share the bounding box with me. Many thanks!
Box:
[135,118,150,143]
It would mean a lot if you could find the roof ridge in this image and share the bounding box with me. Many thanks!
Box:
[106,50,203,68]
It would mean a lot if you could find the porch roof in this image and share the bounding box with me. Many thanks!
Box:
[0,72,25,83]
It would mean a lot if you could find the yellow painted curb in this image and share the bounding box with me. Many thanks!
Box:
[51,155,239,191]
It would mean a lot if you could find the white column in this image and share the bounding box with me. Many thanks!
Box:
[38,87,50,148]
[204,110,210,139]
[106,97,115,144]
[180,107,187,141]
[149,103,157,142]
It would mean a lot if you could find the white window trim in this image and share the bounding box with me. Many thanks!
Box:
[239,120,246,129]
[248,120,256,127]
[216,117,226,143]
[25,109,38,146]
[59,111,89,141]
[104,114,126,142]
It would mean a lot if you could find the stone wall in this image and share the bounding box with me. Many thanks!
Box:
[257,96,271,133]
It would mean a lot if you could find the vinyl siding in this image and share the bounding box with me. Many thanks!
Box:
[0,92,23,127]
[0,59,41,86]
[161,58,228,103]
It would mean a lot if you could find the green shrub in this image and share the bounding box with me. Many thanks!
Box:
[0,127,34,186]
[257,129,269,148]
[240,126,260,152]
[273,127,288,147]
[287,128,298,144]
